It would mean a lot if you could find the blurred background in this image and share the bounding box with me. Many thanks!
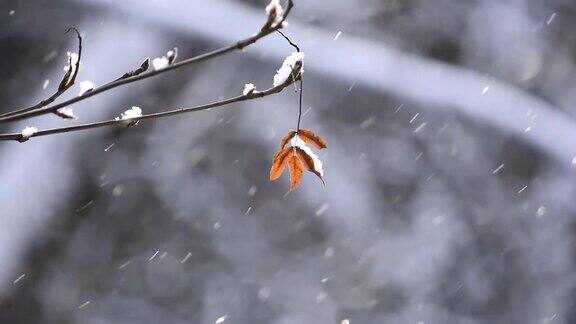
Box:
[2,0,576,323]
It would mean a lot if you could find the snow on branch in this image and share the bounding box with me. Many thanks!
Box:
[273,51,304,87]
[0,6,304,143]
[0,0,294,124]
[0,75,300,142]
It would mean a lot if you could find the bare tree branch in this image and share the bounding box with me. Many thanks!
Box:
[1,28,83,120]
[0,75,300,142]
[0,0,294,123]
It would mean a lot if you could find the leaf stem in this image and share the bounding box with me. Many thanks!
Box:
[275,30,303,132]
[297,77,303,131]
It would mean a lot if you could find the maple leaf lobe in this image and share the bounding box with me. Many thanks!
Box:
[269,147,292,180]
[297,129,327,149]
[287,150,304,189]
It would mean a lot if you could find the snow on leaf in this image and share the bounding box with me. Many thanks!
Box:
[290,135,324,178]
[295,147,324,184]
[270,130,326,189]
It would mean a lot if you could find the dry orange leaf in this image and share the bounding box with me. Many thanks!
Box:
[294,147,325,185]
[270,129,326,190]
[296,129,327,150]
[269,147,292,181]
[287,150,304,189]
[279,130,297,149]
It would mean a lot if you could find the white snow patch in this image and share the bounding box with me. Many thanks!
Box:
[78,80,94,96]
[21,126,38,140]
[265,0,284,28]
[243,83,256,95]
[63,52,79,72]
[56,107,77,119]
[62,52,79,87]
[273,52,305,87]
[115,106,142,126]
[290,135,323,176]
[152,56,169,70]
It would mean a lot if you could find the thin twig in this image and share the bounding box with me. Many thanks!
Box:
[276,30,303,132]
[276,30,300,52]
[0,0,294,123]
[297,77,303,131]
[2,28,83,119]
[0,76,299,142]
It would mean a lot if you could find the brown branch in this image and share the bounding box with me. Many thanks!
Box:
[0,75,300,142]
[0,0,294,124]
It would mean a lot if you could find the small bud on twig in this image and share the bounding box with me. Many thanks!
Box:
[166,47,178,65]
[55,107,77,119]
[273,52,304,87]
[18,126,38,142]
[153,48,178,71]
[264,0,285,30]
[116,58,150,81]
[152,57,169,70]
[78,80,94,96]
[243,83,257,95]
[114,106,142,127]
[58,28,82,92]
